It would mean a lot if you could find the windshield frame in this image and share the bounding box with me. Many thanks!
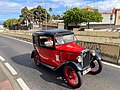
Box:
[55,34,77,46]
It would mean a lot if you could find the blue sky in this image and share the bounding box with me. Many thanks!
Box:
[0,0,120,23]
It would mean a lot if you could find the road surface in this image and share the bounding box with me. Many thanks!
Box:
[0,35,120,90]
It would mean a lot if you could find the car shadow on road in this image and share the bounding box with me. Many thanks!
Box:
[11,53,72,89]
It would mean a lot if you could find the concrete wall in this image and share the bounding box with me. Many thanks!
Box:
[74,31,120,65]
[74,31,120,38]
[77,41,120,64]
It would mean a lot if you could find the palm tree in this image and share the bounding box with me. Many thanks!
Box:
[49,8,52,23]
[21,7,29,26]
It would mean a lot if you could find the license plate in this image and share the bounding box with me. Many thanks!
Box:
[82,67,91,75]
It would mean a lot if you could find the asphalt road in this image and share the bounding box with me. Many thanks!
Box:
[0,34,120,90]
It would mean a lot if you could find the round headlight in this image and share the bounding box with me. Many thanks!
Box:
[92,50,96,56]
[76,56,83,62]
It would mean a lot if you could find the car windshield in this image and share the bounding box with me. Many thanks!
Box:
[55,34,77,45]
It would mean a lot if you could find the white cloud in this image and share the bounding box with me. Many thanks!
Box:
[50,0,92,8]
[51,0,120,12]
[89,0,120,12]
[0,1,21,14]
[1,0,120,16]
[0,1,20,7]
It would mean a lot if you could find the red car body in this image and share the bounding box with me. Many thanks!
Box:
[35,42,84,67]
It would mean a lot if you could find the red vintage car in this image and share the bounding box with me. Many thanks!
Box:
[31,29,102,88]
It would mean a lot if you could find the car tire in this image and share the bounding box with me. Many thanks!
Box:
[89,59,102,75]
[34,52,41,67]
[63,66,82,88]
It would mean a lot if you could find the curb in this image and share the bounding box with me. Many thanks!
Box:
[0,63,21,90]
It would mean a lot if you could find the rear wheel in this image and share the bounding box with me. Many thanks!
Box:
[89,59,102,75]
[34,52,41,66]
[63,66,82,88]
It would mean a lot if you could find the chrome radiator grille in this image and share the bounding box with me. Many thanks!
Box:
[81,49,91,69]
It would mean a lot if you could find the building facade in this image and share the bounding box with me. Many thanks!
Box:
[83,6,120,25]
[115,9,120,25]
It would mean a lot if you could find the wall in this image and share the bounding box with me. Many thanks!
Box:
[115,10,120,25]
[74,31,120,65]
[90,14,115,24]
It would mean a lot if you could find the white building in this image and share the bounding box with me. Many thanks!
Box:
[90,12,115,25]
[0,25,4,30]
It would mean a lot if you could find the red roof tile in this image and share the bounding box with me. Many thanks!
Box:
[82,6,94,10]
[113,8,120,14]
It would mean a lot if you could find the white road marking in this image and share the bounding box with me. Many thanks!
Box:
[1,35,120,69]
[16,78,30,90]
[102,61,120,69]
[4,63,17,75]
[0,56,5,61]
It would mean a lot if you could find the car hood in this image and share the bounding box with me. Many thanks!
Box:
[56,42,85,53]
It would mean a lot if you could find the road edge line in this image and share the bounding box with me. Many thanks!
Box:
[102,61,120,69]
[0,56,5,61]
[5,63,17,75]
[1,35,32,44]
[16,78,30,90]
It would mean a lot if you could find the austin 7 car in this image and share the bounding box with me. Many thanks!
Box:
[31,29,102,88]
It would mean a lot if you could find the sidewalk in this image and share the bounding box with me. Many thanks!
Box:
[0,67,13,90]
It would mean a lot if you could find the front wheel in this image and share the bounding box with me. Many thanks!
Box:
[89,59,102,75]
[63,66,82,88]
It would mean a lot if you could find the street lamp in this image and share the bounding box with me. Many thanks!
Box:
[40,1,47,30]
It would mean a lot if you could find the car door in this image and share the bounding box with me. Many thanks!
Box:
[38,35,61,67]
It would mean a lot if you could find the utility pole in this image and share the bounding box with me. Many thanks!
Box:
[94,0,95,9]
[45,2,47,30]
[40,1,47,30]
[66,5,68,11]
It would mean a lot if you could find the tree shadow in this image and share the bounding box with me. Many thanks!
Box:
[11,53,72,89]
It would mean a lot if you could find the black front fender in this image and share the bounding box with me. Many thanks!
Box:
[94,53,102,60]
[55,61,82,71]
[31,50,36,58]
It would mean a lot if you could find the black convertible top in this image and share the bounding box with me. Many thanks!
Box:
[32,29,74,36]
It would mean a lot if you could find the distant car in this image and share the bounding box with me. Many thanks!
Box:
[31,29,102,88]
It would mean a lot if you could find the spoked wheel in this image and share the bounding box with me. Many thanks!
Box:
[34,52,41,66]
[89,59,102,75]
[63,66,82,88]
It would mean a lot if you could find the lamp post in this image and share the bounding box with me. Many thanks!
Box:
[40,1,47,30]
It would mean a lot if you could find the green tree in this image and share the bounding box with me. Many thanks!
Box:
[56,15,60,20]
[82,9,103,28]
[19,5,50,27]
[63,7,103,28]
[52,14,56,20]
[3,18,19,28]
[20,7,31,26]
[63,7,83,27]
[51,14,61,20]
[3,5,51,29]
